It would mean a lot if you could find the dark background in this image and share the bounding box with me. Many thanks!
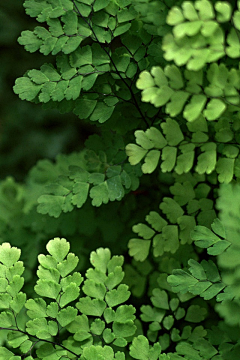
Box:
[0,0,93,181]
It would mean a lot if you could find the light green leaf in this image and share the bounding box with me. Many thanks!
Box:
[161,118,184,146]
[60,282,80,307]
[216,157,234,183]
[25,298,47,319]
[90,248,111,273]
[142,150,161,174]
[136,71,155,89]
[82,279,106,300]
[195,142,216,174]
[105,284,130,307]
[203,99,226,120]
[160,197,184,223]
[46,237,70,262]
[130,335,158,360]
[125,144,148,165]
[77,297,106,316]
[167,6,185,25]
[128,239,151,262]
[113,321,136,338]
[34,279,61,299]
[161,146,177,172]
[0,243,21,267]
[215,2,232,22]
[57,307,78,327]
[183,95,207,122]
[166,91,190,117]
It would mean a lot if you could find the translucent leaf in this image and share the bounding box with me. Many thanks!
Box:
[128,239,151,262]
[135,130,155,150]
[195,143,216,174]
[203,99,226,121]
[183,95,207,122]
[146,211,168,232]
[215,1,232,22]
[90,248,111,273]
[161,119,184,146]
[0,243,21,267]
[165,65,184,90]
[167,6,185,25]
[142,150,161,174]
[216,157,234,183]
[150,66,168,87]
[132,224,155,239]
[182,2,199,21]
[145,127,167,149]
[125,144,148,165]
[136,71,155,89]
[46,237,70,262]
[161,146,177,172]
[166,91,190,117]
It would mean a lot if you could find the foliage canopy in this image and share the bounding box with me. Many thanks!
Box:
[1,0,240,359]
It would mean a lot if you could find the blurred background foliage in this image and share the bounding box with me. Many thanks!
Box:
[0,0,94,181]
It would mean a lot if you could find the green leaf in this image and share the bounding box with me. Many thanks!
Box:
[34,279,61,299]
[57,253,79,277]
[128,239,151,262]
[142,150,161,174]
[160,197,184,223]
[125,144,148,165]
[57,306,78,327]
[46,237,70,262]
[216,158,234,183]
[90,248,111,273]
[60,282,80,307]
[0,243,21,267]
[82,279,106,300]
[161,119,184,146]
[203,99,226,120]
[161,146,177,172]
[105,284,130,307]
[130,335,161,360]
[215,2,232,22]
[25,298,47,319]
[167,269,198,294]
[185,305,207,323]
[183,95,207,122]
[195,143,216,174]
[77,297,106,316]
[151,289,169,310]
